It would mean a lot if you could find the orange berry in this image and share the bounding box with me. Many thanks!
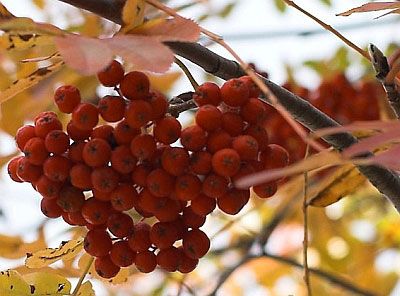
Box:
[211,148,240,177]
[175,174,202,201]
[125,99,153,128]
[130,134,156,160]
[221,112,245,136]
[180,125,207,151]
[7,156,24,183]
[44,130,70,155]
[82,138,111,167]
[161,147,189,176]
[148,91,168,120]
[15,125,36,151]
[193,82,221,106]
[110,184,137,211]
[113,119,141,145]
[23,137,49,165]
[146,168,174,197]
[206,129,232,154]
[202,174,229,198]
[232,135,259,161]
[111,145,137,174]
[221,78,249,107]
[43,155,72,182]
[69,163,92,189]
[91,166,119,193]
[189,151,212,175]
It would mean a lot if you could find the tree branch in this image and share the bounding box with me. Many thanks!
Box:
[56,0,400,213]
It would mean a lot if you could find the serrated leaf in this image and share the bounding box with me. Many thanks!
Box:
[274,0,287,13]
[309,164,366,207]
[0,33,53,51]
[76,281,95,296]
[0,270,30,296]
[0,60,64,104]
[121,0,146,32]
[337,2,400,17]
[25,239,83,268]
[127,16,200,42]
[22,272,71,295]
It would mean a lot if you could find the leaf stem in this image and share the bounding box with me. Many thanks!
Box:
[72,256,94,296]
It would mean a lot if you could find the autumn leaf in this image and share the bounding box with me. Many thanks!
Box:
[148,71,181,92]
[0,270,31,295]
[54,17,200,74]
[0,33,53,51]
[337,2,400,17]
[121,0,146,32]
[127,16,201,41]
[0,60,64,105]
[0,270,72,296]
[76,281,95,296]
[308,164,366,207]
[22,272,71,295]
[0,2,15,19]
[0,17,64,35]
[0,227,46,259]
[25,239,83,268]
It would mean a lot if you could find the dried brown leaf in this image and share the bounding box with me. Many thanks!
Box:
[337,2,400,17]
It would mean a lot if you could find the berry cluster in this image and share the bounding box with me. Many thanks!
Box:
[7,60,289,278]
[266,73,383,162]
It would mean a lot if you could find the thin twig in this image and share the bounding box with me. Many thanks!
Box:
[174,57,199,90]
[263,252,378,296]
[303,145,312,296]
[72,256,94,296]
[282,0,369,60]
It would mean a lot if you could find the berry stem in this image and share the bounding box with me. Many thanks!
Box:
[174,57,199,90]
[72,256,94,296]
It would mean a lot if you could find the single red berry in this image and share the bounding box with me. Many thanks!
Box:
[125,100,153,128]
[43,155,72,182]
[221,78,250,107]
[41,198,63,218]
[81,197,111,225]
[153,116,182,144]
[120,71,150,100]
[193,82,221,106]
[180,125,207,152]
[8,156,24,183]
[130,134,156,160]
[56,186,85,212]
[107,212,134,238]
[182,229,210,259]
[148,91,168,120]
[44,130,70,155]
[195,105,222,132]
[128,222,151,252]
[156,246,181,272]
[135,250,157,273]
[211,148,241,177]
[54,85,81,113]
[15,125,36,151]
[110,240,136,267]
[97,60,125,87]
[98,95,126,122]
[82,138,111,167]
[71,103,99,131]
[23,137,49,165]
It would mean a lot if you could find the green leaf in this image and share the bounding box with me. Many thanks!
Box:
[218,3,236,18]
[319,0,331,6]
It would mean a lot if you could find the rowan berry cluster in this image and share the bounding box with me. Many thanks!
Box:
[7,60,289,278]
[267,73,382,162]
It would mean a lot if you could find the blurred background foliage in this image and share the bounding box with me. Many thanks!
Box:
[0,0,399,295]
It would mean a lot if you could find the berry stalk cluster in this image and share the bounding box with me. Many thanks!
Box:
[7,60,289,278]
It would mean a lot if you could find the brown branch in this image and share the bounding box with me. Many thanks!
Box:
[368,44,400,118]
[57,0,400,213]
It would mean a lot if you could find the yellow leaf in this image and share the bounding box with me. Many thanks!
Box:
[76,281,95,296]
[0,234,24,258]
[0,17,64,35]
[0,270,30,296]
[0,33,53,51]
[0,60,64,105]
[121,0,146,31]
[22,272,71,295]
[25,239,84,268]
[32,0,46,9]
[0,3,15,19]
[148,71,181,93]
[308,164,367,207]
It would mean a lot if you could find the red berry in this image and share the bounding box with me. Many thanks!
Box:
[54,85,81,113]
[97,60,124,87]
[120,71,150,100]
